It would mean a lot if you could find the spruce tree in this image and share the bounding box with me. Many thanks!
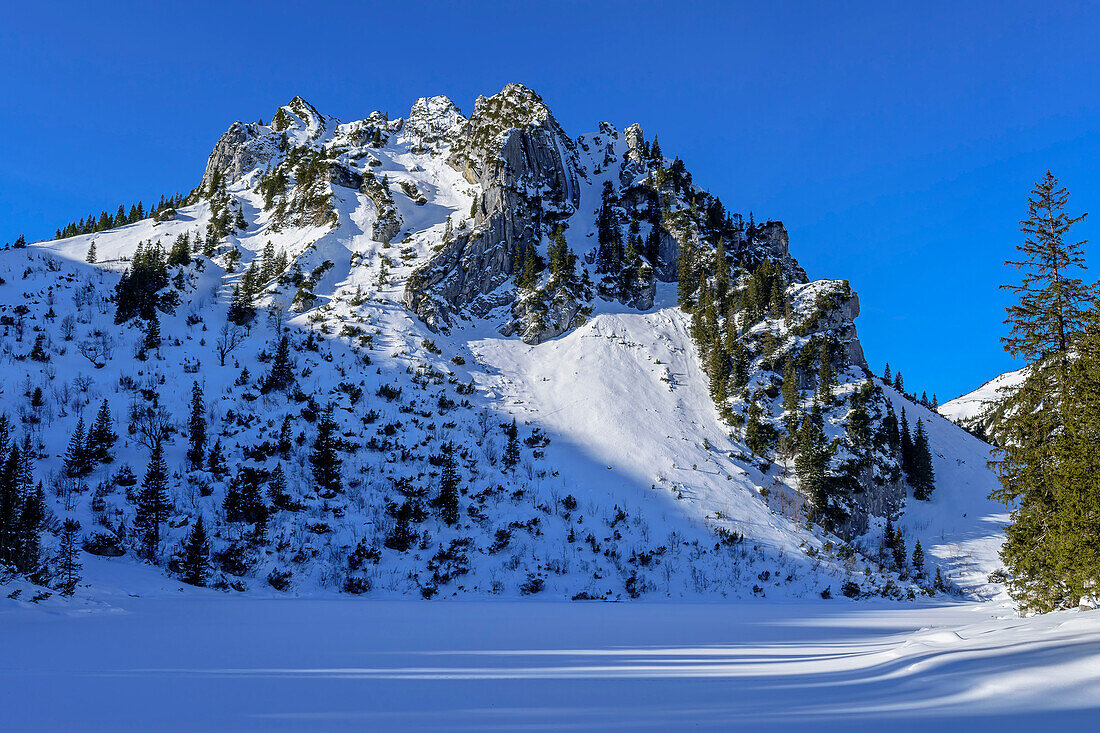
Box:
[911,419,936,501]
[186,381,206,470]
[502,418,521,475]
[142,311,161,356]
[277,416,293,455]
[745,399,771,457]
[912,539,925,576]
[892,529,907,570]
[86,400,117,465]
[63,417,89,478]
[899,407,913,476]
[135,442,171,560]
[517,241,544,290]
[1038,305,1100,609]
[310,404,342,496]
[435,442,460,525]
[262,336,295,393]
[207,439,227,477]
[86,241,96,264]
[0,445,20,566]
[993,172,1094,611]
[18,483,46,579]
[708,342,730,402]
[180,515,210,586]
[55,518,82,595]
[796,400,834,529]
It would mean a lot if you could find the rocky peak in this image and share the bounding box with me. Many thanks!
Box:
[402,95,466,148]
[271,96,329,136]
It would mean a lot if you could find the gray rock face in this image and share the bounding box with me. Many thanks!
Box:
[200,121,273,193]
[405,84,580,331]
[326,164,362,191]
[619,123,647,188]
[837,471,906,539]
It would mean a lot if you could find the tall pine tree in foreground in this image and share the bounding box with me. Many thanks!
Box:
[1042,306,1100,609]
[994,172,1094,611]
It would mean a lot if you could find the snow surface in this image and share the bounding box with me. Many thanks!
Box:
[2,583,1099,731]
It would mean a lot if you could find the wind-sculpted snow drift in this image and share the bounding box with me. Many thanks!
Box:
[0,84,1006,602]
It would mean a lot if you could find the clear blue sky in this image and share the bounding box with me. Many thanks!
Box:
[3,1,1099,400]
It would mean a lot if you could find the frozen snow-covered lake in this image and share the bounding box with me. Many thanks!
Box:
[3,595,1099,731]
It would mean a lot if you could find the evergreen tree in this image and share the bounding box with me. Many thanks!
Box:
[911,419,936,500]
[262,336,295,393]
[912,539,925,576]
[1033,306,1100,609]
[86,400,118,466]
[86,241,96,264]
[186,382,206,469]
[781,358,801,436]
[993,172,1094,611]
[502,418,521,475]
[883,363,891,382]
[310,404,342,496]
[55,518,82,595]
[179,515,210,586]
[135,442,171,560]
[796,400,835,529]
[63,417,90,478]
[899,407,913,476]
[207,439,227,477]
[141,312,161,357]
[676,238,699,311]
[745,399,771,457]
[707,342,730,402]
[434,442,460,525]
[227,285,256,327]
[517,241,544,290]
[114,242,168,323]
[384,502,415,552]
[18,483,46,581]
[892,529,907,570]
[277,416,293,455]
[225,466,270,541]
[0,445,20,567]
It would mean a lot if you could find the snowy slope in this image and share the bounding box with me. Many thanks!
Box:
[939,367,1026,429]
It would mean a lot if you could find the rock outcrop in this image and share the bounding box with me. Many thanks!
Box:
[405,84,581,331]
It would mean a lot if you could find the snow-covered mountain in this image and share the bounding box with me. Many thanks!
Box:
[939,367,1027,442]
[0,84,1006,603]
